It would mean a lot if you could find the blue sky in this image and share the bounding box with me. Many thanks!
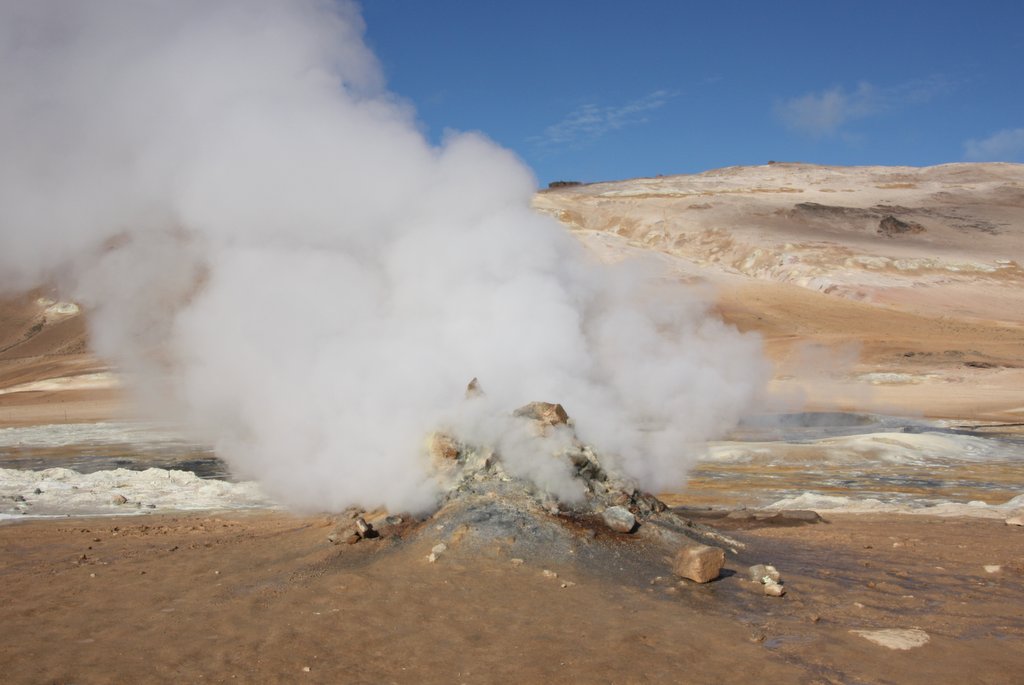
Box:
[361,1,1024,185]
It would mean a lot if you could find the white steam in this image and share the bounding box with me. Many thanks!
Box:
[0,1,769,512]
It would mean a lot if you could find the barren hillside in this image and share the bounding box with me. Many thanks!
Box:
[535,163,1024,421]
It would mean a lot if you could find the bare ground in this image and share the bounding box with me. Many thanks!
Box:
[1,511,1021,684]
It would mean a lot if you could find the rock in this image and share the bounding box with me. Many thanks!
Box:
[1005,515,1024,526]
[748,564,781,584]
[354,517,378,539]
[344,533,361,545]
[541,569,558,579]
[510,558,524,566]
[465,377,483,398]
[12,494,26,502]
[672,543,725,583]
[602,506,637,533]
[513,401,569,426]
[763,579,786,597]
[33,488,42,495]
[878,215,925,238]
[427,432,461,461]
[851,628,930,650]
[984,565,1001,573]
[431,543,447,556]
[777,509,822,523]
[111,494,128,505]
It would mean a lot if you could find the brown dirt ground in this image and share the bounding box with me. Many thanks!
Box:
[1,512,1021,684]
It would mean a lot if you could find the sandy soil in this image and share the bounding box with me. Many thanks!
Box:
[1,511,1021,684]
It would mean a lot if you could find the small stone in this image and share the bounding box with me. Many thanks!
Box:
[602,506,637,533]
[432,543,447,556]
[1006,516,1024,526]
[344,533,361,545]
[541,569,558,579]
[302,666,311,673]
[763,580,786,597]
[111,494,128,505]
[510,558,525,566]
[466,377,484,398]
[672,543,725,583]
[354,517,371,535]
[747,564,781,584]
[984,565,1001,574]
[12,494,26,502]
[33,488,42,495]
[146,504,156,509]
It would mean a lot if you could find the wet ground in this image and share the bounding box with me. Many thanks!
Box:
[2,412,1022,517]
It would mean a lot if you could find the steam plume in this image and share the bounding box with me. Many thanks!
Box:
[0,1,769,512]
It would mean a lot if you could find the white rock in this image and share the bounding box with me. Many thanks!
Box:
[850,628,930,650]
[602,506,636,533]
[748,563,781,583]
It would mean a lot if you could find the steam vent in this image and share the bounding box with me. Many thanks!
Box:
[328,399,742,586]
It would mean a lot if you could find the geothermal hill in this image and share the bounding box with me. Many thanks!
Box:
[535,162,1024,422]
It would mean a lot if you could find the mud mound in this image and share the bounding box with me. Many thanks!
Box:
[330,402,742,587]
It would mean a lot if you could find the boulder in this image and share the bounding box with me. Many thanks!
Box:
[672,543,725,583]
[602,506,637,533]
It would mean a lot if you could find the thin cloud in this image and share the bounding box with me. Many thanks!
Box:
[964,128,1024,161]
[532,90,674,147]
[775,76,953,138]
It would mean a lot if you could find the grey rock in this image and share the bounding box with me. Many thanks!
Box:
[602,506,636,533]
[748,564,781,583]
